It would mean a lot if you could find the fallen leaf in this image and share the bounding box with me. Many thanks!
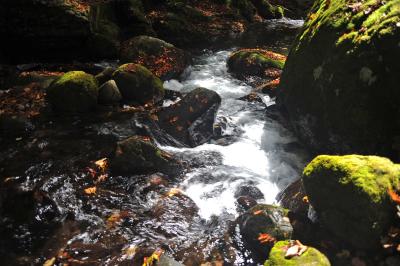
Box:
[258,233,276,244]
[95,158,108,172]
[43,257,56,266]
[167,188,183,197]
[143,249,164,266]
[302,196,309,204]
[84,186,97,195]
[253,210,263,215]
[284,240,308,259]
[388,189,400,204]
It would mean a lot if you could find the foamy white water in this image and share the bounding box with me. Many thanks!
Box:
[163,50,307,220]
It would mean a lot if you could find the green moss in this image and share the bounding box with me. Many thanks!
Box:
[227,49,286,78]
[296,0,400,52]
[302,155,400,249]
[264,241,331,266]
[112,64,164,104]
[47,71,98,113]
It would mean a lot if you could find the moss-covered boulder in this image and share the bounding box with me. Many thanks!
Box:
[111,136,180,175]
[227,49,286,80]
[47,71,99,113]
[112,64,164,104]
[120,36,189,80]
[277,0,400,158]
[235,204,293,259]
[264,240,331,266]
[302,155,400,249]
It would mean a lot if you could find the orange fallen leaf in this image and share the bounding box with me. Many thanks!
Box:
[167,188,183,197]
[258,233,276,244]
[84,186,97,195]
[95,158,108,172]
[302,196,309,204]
[388,189,400,204]
[253,210,263,215]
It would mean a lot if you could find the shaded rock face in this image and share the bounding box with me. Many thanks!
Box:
[98,79,122,105]
[110,136,181,175]
[227,49,286,80]
[264,240,331,266]
[157,87,221,147]
[302,155,400,249]
[120,36,189,80]
[0,0,121,63]
[236,204,293,260]
[277,0,400,159]
[112,63,164,104]
[46,71,99,113]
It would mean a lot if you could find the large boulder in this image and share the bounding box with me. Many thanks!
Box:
[156,88,221,147]
[277,0,400,159]
[112,64,164,104]
[236,204,293,259]
[302,155,400,249]
[264,240,331,266]
[120,36,189,80]
[46,71,99,113]
[110,136,180,175]
[227,49,286,80]
[0,0,120,63]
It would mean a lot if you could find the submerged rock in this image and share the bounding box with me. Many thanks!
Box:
[112,63,164,104]
[46,71,99,113]
[236,204,293,259]
[264,240,331,266]
[227,49,286,80]
[157,87,221,147]
[302,155,400,249]
[120,35,189,80]
[110,136,180,175]
[277,0,400,158]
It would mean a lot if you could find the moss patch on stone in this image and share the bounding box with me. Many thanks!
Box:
[112,63,164,104]
[47,71,98,113]
[264,240,331,266]
[302,155,400,249]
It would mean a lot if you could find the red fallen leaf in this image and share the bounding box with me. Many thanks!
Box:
[86,167,97,178]
[258,233,276,244]
[388,189,400,204]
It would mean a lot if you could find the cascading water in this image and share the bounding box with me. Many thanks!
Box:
[163,50,308,220]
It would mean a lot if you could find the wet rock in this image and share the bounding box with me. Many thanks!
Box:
[237,196,258,211]
[250,0,284,19]
[158,254,185,266]
[120,36,190,80]
[235,204,293,259]
[277,0,400,159]
[112,63,164,104]
[157,88,221,147]
[110,136,180,175]
[302,155,400,249]
[264,240,331,266]
[258,78,280,97]
[46,71,99,113]
[241,21,300,47]
[235,185,264,200]
[98,80,122,105]
[238,92,264,103]
[0,114,34,138]
[95,67,116,85]
[276,178,308,217]
[227,49,286,80]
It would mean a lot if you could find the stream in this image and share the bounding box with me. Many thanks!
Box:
[0,19,309,266]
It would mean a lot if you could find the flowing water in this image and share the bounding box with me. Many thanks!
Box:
[163,49,308,220]
[1,19,309,265]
